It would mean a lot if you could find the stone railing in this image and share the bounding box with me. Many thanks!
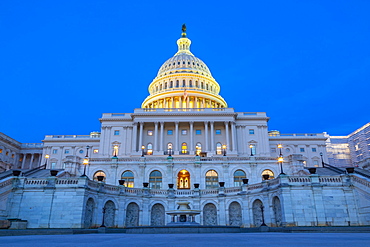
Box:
[7,174,356,198]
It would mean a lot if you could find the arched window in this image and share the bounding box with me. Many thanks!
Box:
[216,143,222,155]
[93,170,106,182]
[160,84,162,90]
[166,143,173,155]
[234,170,246,186]
[182,80,186,87]
[176,80,179,87]
[181,142,188,154]
[201,82,204,89]
[196,142,202,155]
[121,170,134,187]
[112,145,119,157]
[195,81,198,88]
[261,169,274,180]
[177,169,190,189]
[149,170,162,189]
[205,170,218,189]
[170,81,173,88]
[189,80,192,87]
[164,82,167,89]
[147,143,153,155]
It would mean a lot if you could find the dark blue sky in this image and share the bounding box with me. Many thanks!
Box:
[1,1,369,143]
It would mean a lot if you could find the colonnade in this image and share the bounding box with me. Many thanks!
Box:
[132,121,237,155]
[145,96,224,109]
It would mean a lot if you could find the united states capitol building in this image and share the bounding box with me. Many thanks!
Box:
[1,27,369,229]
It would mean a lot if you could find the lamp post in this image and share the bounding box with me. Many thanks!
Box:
[320,152,324,167]
[44,154,49,168]
[141,145,145,157]
[278,144,283,156]
[81,146,90,177]
[278,155,285,175]
[249,144,254,156]
[222,144,226,156]
[113,145,118,157]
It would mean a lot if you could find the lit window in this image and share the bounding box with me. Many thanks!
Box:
[5,152,9,156]
[313,160,319,167]
[216,143,222,155]
[249,129,255,135]
[181,142,188,154]
[215,129,221,135]
[234,170,246,187]
[182,130,187,135]
[11,154,15,158]
[122,170,134,187]
[312,148,317,152]
[0,149,2,153]
[53,149,58,154]
[147,130,153,136]
[93,171,106,182]
[196,143,202,155]
[114,130,120,135]
[64,150,70,154]
[300,148,305,152]
[149,170,162,189]
[93,149,99,154]
[167,130,173,135]
[205,170,218,189]
[261,169,274,180]
[249,144,256,155]
[147,143,153,155]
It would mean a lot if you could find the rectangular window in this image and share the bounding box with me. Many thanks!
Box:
[181,129,187,135]
[52,149,58,154]
[167,130,173,135]
[312,148,317,152]
[51,162,56,169]
[249,129,255,134]
[64,150,70,154]
[313,160,319,167]
[215,129,221,135]
[147,130,153,136]
[114,130,120,135]
[271,148,276,153]
[196,129,202,135]
[93,149,99,154]
[300,148,305,152]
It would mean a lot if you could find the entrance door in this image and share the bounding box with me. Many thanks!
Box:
[177,170,190,189]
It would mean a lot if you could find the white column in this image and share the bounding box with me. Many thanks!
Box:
[204,121,209,151]
[231,122,237,152]
[224,121,230,151]
[154,122,158,151]
[175,122,179,153]
[210,121,215,152]
[139,122,144,150]
[132,123,138,152]
[29,153,34,169]
[122,126,127,155]
[242,126,246,154]
[190,121,194,152]
[160,122,164,152]
[21,154,26,169]
[107,127,112,157]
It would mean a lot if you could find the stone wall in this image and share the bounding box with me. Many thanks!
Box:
[3,174,370,228]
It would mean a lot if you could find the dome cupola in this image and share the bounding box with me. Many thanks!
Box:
[141,25,227,109]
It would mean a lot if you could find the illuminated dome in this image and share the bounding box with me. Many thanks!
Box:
[141,25,227,109]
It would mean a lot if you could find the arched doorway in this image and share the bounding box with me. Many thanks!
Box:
[273,196,282,227]
[104,200,116,227]
[177,169,190,189]
[125,202,139,227]
[203,203,217,225]
[252,199,263,227]
[229,201,242,226]
[150,203,165,226]
[84,198,95,228]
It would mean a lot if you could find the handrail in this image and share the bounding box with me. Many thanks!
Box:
[324,163,370,179]
[23,164,47,176]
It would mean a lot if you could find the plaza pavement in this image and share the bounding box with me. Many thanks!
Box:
[0,233,370,247]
